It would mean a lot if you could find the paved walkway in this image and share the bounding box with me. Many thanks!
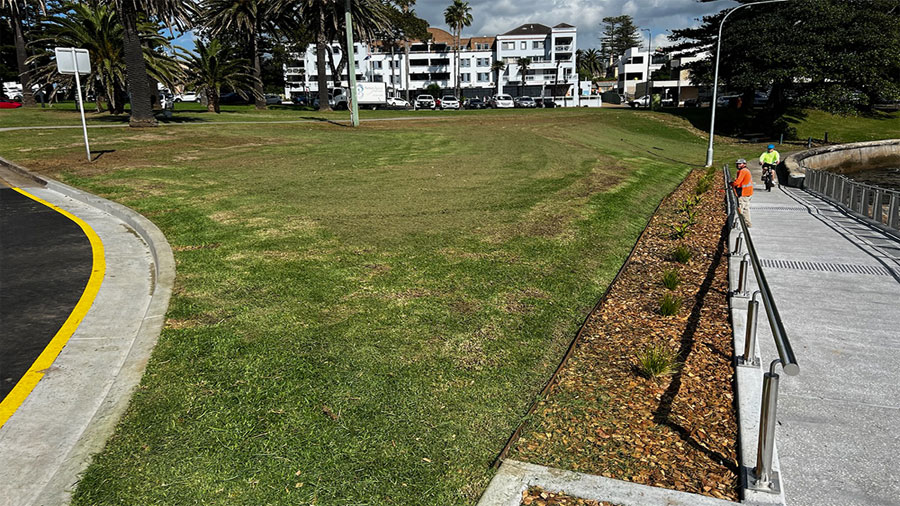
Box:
[732,173,900,506]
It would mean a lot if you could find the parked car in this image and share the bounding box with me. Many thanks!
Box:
[0,98,23,109]
[387,96,410,109]
[439,95,460,110]
[514,96,537,108]
[219,92,250,105]
[415,94,435,109]
[174,91,201,103]
[313,97,335,109]
[716,94,740,107]
[265,94,282,105]
[490,94,514,108]
[292,95,311,106]
[629,95,650,108]
[540,99,557,108]
[465,98,487,109]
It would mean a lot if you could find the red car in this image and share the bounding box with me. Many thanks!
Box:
[0,98,23,109]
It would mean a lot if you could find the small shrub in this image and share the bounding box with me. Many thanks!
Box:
[672,244,692,263]
[695,177,712,195]
[705,165,717,177]
[670,222,691,239]
[636,346,681,379]
[678,197,699,213]
[659,293,683,316]
[661,269,681,290]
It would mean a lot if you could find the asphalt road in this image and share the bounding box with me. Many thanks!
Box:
[0,186,92,401]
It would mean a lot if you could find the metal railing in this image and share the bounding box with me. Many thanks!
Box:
[805,168,900,232]
[724,165,800,493]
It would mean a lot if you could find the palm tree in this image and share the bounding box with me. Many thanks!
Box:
[1,0,44,107]
[443,0,471,99]
[28,2,180,114]
[516,57,530,96]
[179,39,260,113]
[577,48,603,79]
[490,60,504,94]
[113,0,193,127]
[201,0,296,110]
[394,0,415,102]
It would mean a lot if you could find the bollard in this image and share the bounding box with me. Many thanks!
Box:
[732,232,744,256]
[753,360,782,492]
[779,133,783,145]
[739,291,761,366]
[824,131,828,143]
[737,254,750,297]
[807,137,812,148]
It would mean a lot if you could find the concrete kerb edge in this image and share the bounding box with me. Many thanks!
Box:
[478,460,741,506]
[0,156,176,502]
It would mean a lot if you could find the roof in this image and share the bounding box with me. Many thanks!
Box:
[464,36,495,49]
[426,27,454,45]
[500,23,551,36]
[553,23,575,29]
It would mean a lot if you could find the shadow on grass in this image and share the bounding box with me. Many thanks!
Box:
[90,149,116,161]
[652,230,739,475]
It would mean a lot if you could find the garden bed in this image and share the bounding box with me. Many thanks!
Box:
[511,168,739,501]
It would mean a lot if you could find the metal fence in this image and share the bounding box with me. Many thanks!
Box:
[805,168,900,232]
[724,164,800,494]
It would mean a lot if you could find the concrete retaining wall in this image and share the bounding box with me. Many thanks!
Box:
[782,139,900,187]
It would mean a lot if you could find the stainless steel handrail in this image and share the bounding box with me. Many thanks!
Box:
[805,168,900,231]
[725,165,800,376]
[724,164,801,493]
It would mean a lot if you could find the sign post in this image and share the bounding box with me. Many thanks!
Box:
[55,47,92,162]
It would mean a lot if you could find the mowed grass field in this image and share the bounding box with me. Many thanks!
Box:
[0,107,795,504]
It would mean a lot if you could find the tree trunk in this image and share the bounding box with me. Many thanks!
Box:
[208,93,219,113]
[11,5,36,107]
[454,31,460,99]
[251,34,266,109]
[316,38,332,112]
[404,40,411,102]
[120,1,157,127]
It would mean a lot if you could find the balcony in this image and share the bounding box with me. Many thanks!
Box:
[554,45,572,52]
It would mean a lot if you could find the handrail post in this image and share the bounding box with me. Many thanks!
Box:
[738,291,761,366]
[873,190,884,224]
[889,193,899,229]
[750,359,783,493]
[736,253,750,297]
[732,232,744,256]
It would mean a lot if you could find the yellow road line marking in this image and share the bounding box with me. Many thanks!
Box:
[0,187,105,428]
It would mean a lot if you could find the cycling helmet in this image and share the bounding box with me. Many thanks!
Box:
[767,144,775,149]
[736,158,747,165]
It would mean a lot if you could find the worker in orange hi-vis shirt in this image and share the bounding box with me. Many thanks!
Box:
[732,158,754,227]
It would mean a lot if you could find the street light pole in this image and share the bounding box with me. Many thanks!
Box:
[345,0,359,127]
[706,0,789,166]
[641,28,651,107]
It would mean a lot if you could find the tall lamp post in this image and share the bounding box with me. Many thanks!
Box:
[345,0,360,127]
[641,28,651,107]
[706,0,788,166]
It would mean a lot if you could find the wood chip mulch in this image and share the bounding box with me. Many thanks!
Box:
[521,487,620,506]
[511,169,739,501]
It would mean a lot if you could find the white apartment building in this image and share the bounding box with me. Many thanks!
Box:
[616,46,666,98]
[495,23,577,97]
[284,22,579,102]
[615,48,705,105]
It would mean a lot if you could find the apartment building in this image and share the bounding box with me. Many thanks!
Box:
[615,48,704,105]
[283,22,579,102]
[616,46,666,98]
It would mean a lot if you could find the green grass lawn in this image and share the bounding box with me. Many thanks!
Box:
[1,106,892,505]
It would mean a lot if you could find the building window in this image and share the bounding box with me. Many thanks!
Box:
[532,41,544,49]
[477,72,489,82]
[502,41,515,50]
[520,41,527,50]
[374,75,383,82]
[460,58,471,67]
[461,73,471,82]
[476,43,489,50]
[505,57,517,64]
[477,58,490,67]
[372,61,382,69]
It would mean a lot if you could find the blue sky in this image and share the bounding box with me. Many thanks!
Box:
[171,0,735,53]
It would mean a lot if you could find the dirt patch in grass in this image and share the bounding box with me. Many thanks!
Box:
[511,168,739,501]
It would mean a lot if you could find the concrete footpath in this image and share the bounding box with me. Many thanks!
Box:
[729,173,900,506]
[0,160,174,506]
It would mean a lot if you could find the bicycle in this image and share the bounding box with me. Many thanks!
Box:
[761,163,776,192]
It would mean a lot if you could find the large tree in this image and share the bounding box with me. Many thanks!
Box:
[113,0,193,127]
[599,14,640,76]
[669,0,900,115]
[576,48,603,80]
[201,0,296,110]
[443,0,471,99]
[179,38,259,112]
[28,1,180,114]
[516,56,530,96]
[1,0,44,106]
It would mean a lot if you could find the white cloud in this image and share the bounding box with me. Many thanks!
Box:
[412,0,734,49]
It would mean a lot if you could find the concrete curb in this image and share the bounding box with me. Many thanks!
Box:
[0,156,175,505]
[478,460,740,506]
[782,138,900,187]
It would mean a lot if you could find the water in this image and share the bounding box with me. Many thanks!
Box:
[847,167,900,192]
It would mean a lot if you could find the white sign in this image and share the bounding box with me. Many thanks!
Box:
[55,47,91,75]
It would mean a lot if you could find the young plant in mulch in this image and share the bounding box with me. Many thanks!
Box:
[661,269,681,290]
[671,244,692,263]
[635,345,681,379]
[658,293,683,316]
[669,222,692,240]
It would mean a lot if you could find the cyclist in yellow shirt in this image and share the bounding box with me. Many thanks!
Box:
[759,144,780,191]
